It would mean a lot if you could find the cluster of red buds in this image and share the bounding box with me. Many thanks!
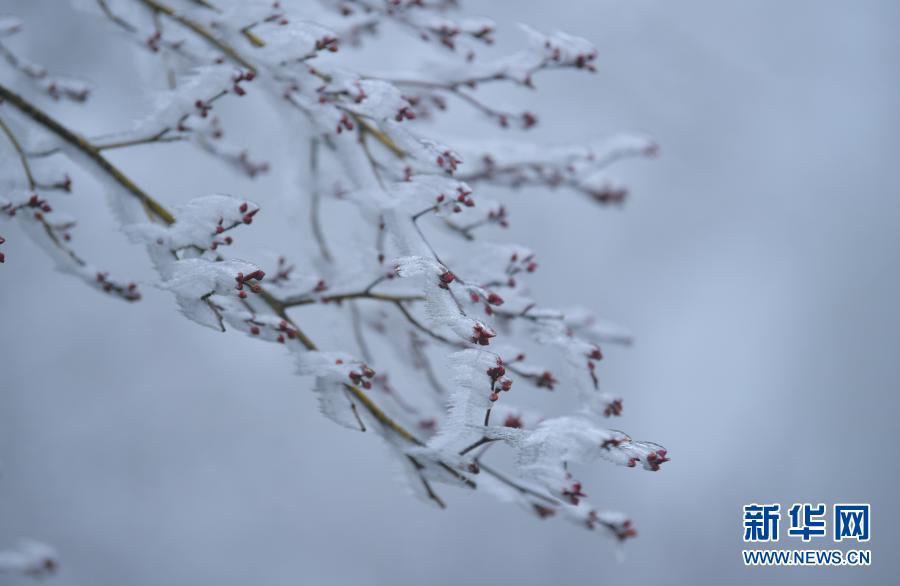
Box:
[603,398,623,418]
[231,70,255,96]
[486,292,504,306]
[471,322,496,346]
[544,38,598,73]
[209,203,257,249]
[273,319,301,343]
[645,449,669,471]
[589,513,637,541]
[433,185,475,214]
[235,150,270,178]
[428,21,495,51]
[486,204,509,228]
[626,448,669,471]
[486,358,513,401]
[239,201,258,224]
[349,364,376,389]
[561,479,587,505]
[394,105,416,122]
[400,93,447,122]
[503,251,538,287]
[535,370,557,390]
[349,82,368,104]
[573,52,598,71]
[210,217,235,250]
[4,194,53,219]
[600,437,624,450]
[315,35,340,53]
[503,354,557,390]
[496,110,538,130]
[146,30,162,53]
[453,186,474,208]
[194,98,214,118]
[261,1,288,26]
[587,184,628,205]
[235,269,265,299]
[269,256,295,284]
[436,150,461,173]
[469,288,504,316]
[45,80,89,102]
[521,111,538,129]
[437,269,455,289]
[96,272,140,301]
[335,113,355,134]
[503,413,523,428]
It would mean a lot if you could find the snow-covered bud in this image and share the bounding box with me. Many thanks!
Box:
[536,370,557,389]
[603,398,623,417]
[503,414,523,428]
[438,270,455,289]
[471,322,496,346]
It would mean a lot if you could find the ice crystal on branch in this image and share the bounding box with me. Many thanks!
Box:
[0,0,665,548]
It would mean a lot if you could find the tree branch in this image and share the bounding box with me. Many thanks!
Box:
[0,82,440,470]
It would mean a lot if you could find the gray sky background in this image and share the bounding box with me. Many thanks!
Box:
[1,1,898,584]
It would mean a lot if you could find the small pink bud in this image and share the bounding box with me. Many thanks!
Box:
[486,292,504,306]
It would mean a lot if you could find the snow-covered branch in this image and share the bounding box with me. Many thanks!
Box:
[0,0,665,553]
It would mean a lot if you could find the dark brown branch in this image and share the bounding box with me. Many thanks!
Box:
[0,84,176,225]
[0,83,444,470]
[459,436,496,456]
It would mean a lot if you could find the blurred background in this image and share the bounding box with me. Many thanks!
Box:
[1,0,898,584]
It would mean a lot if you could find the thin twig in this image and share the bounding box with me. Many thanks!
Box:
[0,116,36,189]
[459,436,496,456]
[96,134,187,150]
[138,0,256,71]
[308,137,334,262]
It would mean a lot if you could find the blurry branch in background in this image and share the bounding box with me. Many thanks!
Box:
[0,0,666,566]
[0,540,58,578]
